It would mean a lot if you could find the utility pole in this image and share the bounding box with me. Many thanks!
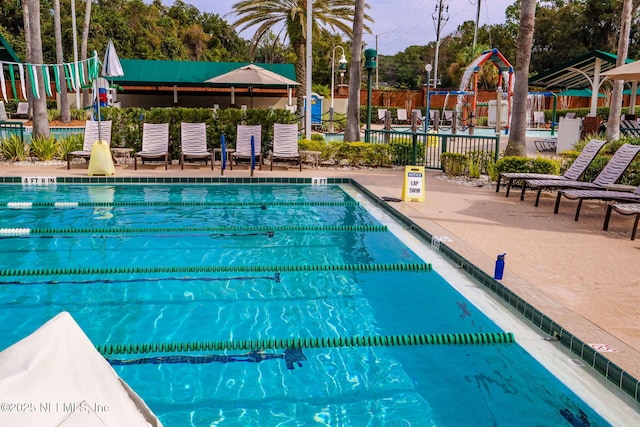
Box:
[472,0,481,52]
[432,0,449,89]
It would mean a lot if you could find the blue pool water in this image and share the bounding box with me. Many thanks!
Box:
[0,183,611,426]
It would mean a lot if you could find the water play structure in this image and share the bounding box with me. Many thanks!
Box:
[454,48,514,131]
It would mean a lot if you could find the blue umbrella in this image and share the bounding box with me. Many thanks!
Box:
[250,136,255,177]
[220,135,226,176]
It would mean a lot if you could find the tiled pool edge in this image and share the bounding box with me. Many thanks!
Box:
[2,175,638,403]
[348,178,640,404]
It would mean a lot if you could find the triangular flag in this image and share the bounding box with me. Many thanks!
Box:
[53,64,61,94]
[27,64,39,99]
[42,65,52,97]
[8,64,17,99]
[0,62,7,102]
[17,63,27,99]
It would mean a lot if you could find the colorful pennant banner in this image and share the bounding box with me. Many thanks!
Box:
[0,54,99,101]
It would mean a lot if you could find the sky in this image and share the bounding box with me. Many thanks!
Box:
[171,0,515,56]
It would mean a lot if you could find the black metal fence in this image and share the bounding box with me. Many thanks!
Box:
[365,128,500,169]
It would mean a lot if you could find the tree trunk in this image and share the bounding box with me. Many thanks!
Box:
[344,0,365,142]
[22,0,33,119]
[606,0,633,141]
[293,39,306,117]
[54,0,71,122]
[504,0,536,157]
[27,0,50,138]
[81,0,93,108]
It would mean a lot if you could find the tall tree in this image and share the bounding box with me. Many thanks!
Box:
[504,0,537,157]
[231,0,372,113]
[26,0,49,138]
[606,0,634,141]
[344,0,365,141]
[81,0,93,108]
[53,0,71,122]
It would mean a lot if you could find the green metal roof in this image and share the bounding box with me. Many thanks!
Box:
[529,50,633,90]
[111,59,297,87]
[0,34,20,62]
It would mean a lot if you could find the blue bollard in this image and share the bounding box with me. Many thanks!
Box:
[494,253,506,280]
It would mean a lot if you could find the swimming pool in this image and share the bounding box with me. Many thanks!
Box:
[0,182,632,426]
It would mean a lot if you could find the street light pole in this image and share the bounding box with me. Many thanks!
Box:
[425,64,432,133]
[330,46,348,133]
[374,33,388,89]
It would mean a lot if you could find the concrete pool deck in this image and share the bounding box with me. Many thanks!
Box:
[2,159,639,386]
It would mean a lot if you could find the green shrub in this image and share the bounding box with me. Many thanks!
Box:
[441,152,468,176]
[311,133,325,142]
[70,109,88,120]
[30,135,60,161]
[58,134,83,159]
[0,135,30,161]
[365,144,392,167]
[47,109,61,121]
[495,156,559,175]
[388,138,425,165]
[476,117,488,126]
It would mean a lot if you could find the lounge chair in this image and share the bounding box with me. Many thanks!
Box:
[66,120,112,169]
[533,138,558,152]
[134,123,170,170]
[603,202,640,240]
[180,122,213,170]
[0,101,7,121]
[11,102,29,119]
[496,139,606,196]
[269,123,301,171]
[565,112,576,119]
[533,111,546,128]
[377,109,387,123]
[230,124,262,170]
[396,109,408,124]
[555,184,640,220]
[522,143,640,206]
[620,120,640,138]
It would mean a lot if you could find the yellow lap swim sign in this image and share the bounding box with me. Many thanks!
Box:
[402,166,425,202]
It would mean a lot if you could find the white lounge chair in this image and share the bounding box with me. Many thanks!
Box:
[180,122,213,170]
[0,101,7,121]
[377,109,387,123]
[396,108,408,124]
[533,111,546,128]
[270,123,301,171]
[134,123,170,170]
[11,102,29,119]
[230,124,262,170]
[66,120,112,169]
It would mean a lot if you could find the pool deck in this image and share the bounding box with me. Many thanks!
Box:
[2,158,640,385]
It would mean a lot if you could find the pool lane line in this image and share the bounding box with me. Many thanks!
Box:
[0,262,433,277]
[4,200,359,209]
[3,224,388,237]
[0,273,282,286]
[97,332,516,356]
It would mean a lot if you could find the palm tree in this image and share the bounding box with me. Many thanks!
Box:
[343,0,365,142]
[80,0,93,108]
[504,0,537,157]
[606,0,634,141]
[232,0,372,113]
[53,0,71,123]
[26,0,50,138]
